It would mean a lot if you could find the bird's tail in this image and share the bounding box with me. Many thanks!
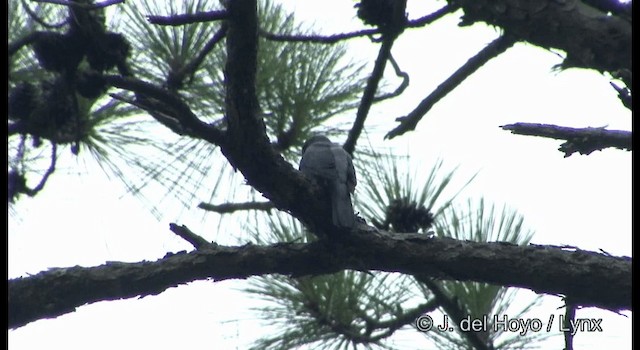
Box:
[332,181,355,229]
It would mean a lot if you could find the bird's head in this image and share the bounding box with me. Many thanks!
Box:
[302,135,331,154]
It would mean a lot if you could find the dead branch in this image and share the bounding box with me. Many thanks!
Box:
[501,123,632,157]
[386,34,516,139]
[198,201,275,213]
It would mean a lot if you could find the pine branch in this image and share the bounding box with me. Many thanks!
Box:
[303,300,372,344]
[417,277,493,350]
[169,223,214,250]
[9,31,42,57]
[260,28,379,44]
[198,200,275,213]
[563,300,577,350]
[344,35,395,155]
[360,299,439,342]
[103,75,226,146]
[22,142,57,197]
[371,53,409,103]
[220,0,345,239]
[452,0,631,73]
[408,4,460,27]
[166,25,228,90]
[147,10,227,26]
[21,0,68,28]
[8,232,631,329]
[610,82,632,110]
[500,123,632,157]
[31,0,123,10]
[386,34,516,139]
[260,4,457,44]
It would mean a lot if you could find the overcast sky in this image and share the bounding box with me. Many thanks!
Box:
[8,1,631,349]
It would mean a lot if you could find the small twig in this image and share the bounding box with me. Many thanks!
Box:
[611,69,631,91]
[260,4,457,44]
[169,223,213,250]
[22,0,68,28]
[610,82,632,110]
[417,276,493,350]
[24,142,57,197]
[359,299,439,341]
[31,0,123,10]
[501,123,632,157]
[198,201,274,214]
[598,248,613,257]
[371,53,409,103]
[406,4,459,28]
[167,25,227,90]
[260,28,379,44]
[386,34,517,139]
[344,35,396,155]
[147,10,227,26]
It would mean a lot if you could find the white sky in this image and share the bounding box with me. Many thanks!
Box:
[8,1,631,349]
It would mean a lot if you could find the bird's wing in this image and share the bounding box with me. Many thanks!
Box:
[328,143,356,193]
[347,153,356,193]
[330,143,349,184]
[329,143,356,228]
[300,142,336,180]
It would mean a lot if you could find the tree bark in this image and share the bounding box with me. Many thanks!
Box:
[9,232,631,329]
[451,0,631,74]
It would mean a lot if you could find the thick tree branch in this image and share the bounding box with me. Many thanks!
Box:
[501,123,632,157]
[408,4,460,28]
[103,75,227,146]
[8,233,631,329]
[451,0,631,74]
[219,0,352,238]
[386,35,516,139]
[31,0,123,10]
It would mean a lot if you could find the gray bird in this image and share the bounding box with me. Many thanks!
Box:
[300,135,357,229]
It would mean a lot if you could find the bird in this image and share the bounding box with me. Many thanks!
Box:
[299,135,357,229]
